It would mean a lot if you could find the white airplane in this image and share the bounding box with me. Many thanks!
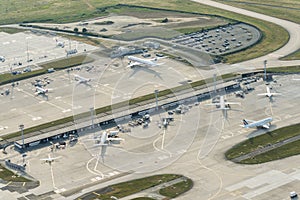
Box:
[74,75,91,84]
[241,117,273,129]
[92,131,124,146]
[40,154,61,164]
[35,86,48,95]
[56,41,65,48]
[206,95,240,110]
[257,86,281,98]
[127,55,164,68]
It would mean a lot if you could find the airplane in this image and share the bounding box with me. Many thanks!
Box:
[91,131,124,146]
[74,75,91,84]
[257,86,281,99]
[35,86,48,95]
[205,95,240,110]
[56,40,65,48]
[40,154,61,164]
[241,117,273,129]
[127,55,164,68]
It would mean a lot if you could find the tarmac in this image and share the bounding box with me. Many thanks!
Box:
[0,74,299,199]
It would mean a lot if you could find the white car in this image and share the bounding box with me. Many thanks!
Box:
[290,191,298,199]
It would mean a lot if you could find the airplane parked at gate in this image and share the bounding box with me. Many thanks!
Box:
[127,56,164,68]
[257,86,281,99]
[241,117,273,129]
[40,154,61,164]
[74,75,91,84]
[91,131,124,146]
[205,95,240,110]
[35,86,48,95]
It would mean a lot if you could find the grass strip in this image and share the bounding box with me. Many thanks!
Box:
[76,174,182,200]
[265,65,300,73]
[225,123,300,160]
[159,178,193,198]
[240,139,300,164]
[0,164,31,182]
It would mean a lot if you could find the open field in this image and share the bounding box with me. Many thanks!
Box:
[214,0,300,24]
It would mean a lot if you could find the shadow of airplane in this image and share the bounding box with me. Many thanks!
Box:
[128,65,163,80]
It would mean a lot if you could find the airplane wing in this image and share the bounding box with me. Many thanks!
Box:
[127,62,139,68]
[257,93,268,96]
[150,56,166,61]
[205,103,220,106]
[270,92,281,96]
[107,137,124,141]
[262,124,270,129]
[226,102,241,105]
[40,156,61,161]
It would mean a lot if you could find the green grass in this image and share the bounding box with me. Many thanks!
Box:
[214,0,300,24]
[266,65,300,73]
[225,123,300,160]
[76,174,182,200]
[280,50,300,61]
[241,139,300,164]
[0,27,25,34]
[159,178,193,198]
[0,164,31,182]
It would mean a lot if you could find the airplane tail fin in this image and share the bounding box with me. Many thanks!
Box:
[242,119,248,125]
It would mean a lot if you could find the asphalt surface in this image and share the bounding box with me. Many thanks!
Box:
[0,1,300,200]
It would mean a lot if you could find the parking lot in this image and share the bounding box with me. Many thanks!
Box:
[171,23,261,55]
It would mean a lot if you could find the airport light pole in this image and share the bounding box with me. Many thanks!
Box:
[19,124,24,150]
[154,90,159,111]
[90,107,95,129]
[264,60,267,81]
[213,74,217,96]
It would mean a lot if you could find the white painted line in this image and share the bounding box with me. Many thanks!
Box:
[62,109,71,113]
